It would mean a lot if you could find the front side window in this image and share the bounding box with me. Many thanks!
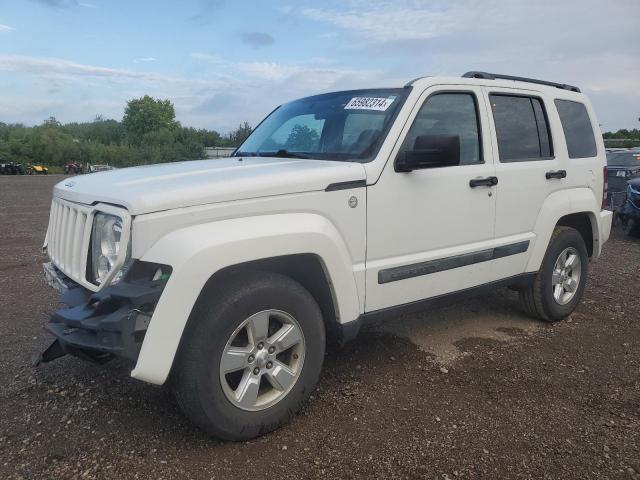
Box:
[235,89,409,163]
[490,94,553,162]
[554,99,597,159]
[400,92,482,165]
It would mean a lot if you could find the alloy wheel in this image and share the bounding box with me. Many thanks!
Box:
[551,246,582,305]
[219,309,305,411]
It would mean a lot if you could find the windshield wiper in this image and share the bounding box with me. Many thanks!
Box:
[233,151,257,157]
[257,150,310,159]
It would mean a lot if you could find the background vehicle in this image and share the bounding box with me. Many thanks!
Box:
[27,164,49,175]
[63,162,83,174]
[621,177,640,236]
[0,162,24,175]
[36,72,612,441]
[88,164,116,173]
[606,148,640,213]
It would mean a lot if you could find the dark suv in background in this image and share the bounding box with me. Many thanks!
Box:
[606,148,640,235]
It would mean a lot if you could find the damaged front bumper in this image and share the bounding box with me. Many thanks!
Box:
[34,262,169,367]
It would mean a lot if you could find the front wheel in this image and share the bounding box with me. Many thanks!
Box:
[172,272,326,440]
[520,227,589,322]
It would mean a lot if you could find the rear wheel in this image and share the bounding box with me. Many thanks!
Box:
[172,271,325,440]
[520,227,589,322]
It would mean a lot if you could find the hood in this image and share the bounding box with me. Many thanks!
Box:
[629,176,640,189]
[54,157,366,215]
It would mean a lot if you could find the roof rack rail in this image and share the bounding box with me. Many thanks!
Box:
[462,71,581,93]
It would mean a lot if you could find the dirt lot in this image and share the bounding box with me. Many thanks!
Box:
[1,175,639,480]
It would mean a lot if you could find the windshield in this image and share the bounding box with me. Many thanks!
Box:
[234,88,409,162]
[607,151,640,167]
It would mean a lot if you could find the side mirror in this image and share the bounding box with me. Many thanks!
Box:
[395,134,460,172]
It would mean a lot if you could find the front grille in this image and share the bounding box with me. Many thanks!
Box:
[45,198,93,284]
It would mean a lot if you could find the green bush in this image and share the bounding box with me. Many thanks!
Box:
[0,97,251,169]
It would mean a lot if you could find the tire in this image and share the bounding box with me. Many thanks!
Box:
[519,226,589,322]
[172,271,326,441]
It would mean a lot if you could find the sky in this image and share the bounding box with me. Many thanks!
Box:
[0,0,638,133]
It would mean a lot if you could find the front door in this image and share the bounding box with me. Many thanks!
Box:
[365,86,497,312]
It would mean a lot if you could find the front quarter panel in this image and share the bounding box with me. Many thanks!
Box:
[131,212,362,385]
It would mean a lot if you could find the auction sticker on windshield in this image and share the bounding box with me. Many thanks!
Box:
[344,96,396,111]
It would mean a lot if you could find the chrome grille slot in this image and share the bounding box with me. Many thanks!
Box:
[45,198,93,287]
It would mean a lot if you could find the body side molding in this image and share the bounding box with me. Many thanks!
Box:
[378,241,530,284]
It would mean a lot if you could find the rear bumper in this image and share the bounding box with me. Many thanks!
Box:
[35,263,166,366]
[597,209,613,256]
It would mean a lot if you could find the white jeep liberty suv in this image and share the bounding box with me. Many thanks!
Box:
[36,72,613,440]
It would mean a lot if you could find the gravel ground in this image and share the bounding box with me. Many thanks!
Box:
[1,175,639,480]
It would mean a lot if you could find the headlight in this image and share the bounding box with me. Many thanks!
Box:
[90,213,124,285]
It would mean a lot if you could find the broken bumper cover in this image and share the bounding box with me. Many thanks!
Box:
[34,263,168,366]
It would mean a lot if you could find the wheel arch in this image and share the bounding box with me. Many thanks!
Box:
[526,188,601,271]
[188,253,340,345]
[130,213,362,385]
[556,212,596,258]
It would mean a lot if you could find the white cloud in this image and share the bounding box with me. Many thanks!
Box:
[0,54,151,80]
[0,23,15,33]
[78,2,98,8]
[133,57,157,64]
[236,62,303,81]
[300,2,459,43]
[190,52,222,63]
[0,54,230,90]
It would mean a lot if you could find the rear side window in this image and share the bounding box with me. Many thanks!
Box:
[554,99,597,158]
[489,94,553,162]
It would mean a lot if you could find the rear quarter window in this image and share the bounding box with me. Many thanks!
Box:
[554,99,597,159]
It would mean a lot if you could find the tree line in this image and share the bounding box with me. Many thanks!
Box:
[0,95,252,168]
[602,128,640,148]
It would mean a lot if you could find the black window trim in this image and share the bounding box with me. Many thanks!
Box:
[489,92,556,163]
[553,98,598,160]
[399,89,485,167]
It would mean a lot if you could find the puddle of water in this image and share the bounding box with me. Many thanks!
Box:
[373,290,541,365]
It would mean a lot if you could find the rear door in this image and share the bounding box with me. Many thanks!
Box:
[483,87,567,278]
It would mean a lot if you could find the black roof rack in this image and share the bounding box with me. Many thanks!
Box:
[462,71,581,93]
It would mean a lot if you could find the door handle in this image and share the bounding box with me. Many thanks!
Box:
[469,176,498,188]
[545,170,567,180]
